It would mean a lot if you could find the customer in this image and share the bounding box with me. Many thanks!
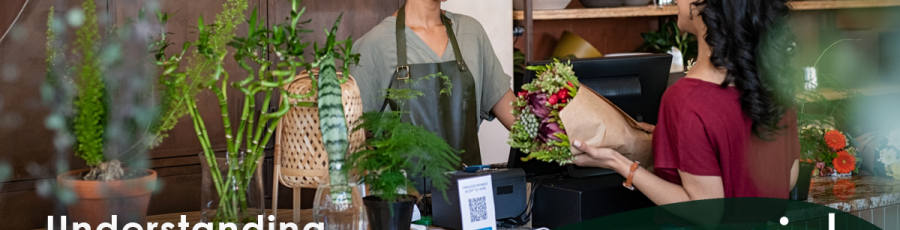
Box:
[571,0,800,205]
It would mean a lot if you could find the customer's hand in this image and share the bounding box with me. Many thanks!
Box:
[571,140,631,175]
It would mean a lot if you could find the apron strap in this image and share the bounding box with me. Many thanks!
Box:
[440,12,468,72]
[395,5,468,73]
[386,5,470,113]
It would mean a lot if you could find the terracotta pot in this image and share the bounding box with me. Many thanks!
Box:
[57,169,157,226]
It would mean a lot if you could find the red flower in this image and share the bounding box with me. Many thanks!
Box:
[557,88,570,99]
[832,154,856,174]
[517,91,528,98]
[836,150,849,156]
[832,179,856,201]
[824,130,847,151]
[548,94,559,105]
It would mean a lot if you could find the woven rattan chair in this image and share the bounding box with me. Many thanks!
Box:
[273,70,366,223]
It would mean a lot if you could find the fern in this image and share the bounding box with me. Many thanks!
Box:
[347,73,461,202]
[72,0,107,166]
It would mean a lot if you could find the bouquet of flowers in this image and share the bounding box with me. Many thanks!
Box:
[800,127,861,177]
[508,61,580,164]
[868,131,900,179]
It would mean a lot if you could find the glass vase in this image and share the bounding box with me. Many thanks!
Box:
[313,182,366,230]
[199,151,265,226]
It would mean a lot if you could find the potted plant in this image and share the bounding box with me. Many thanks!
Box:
[43,0,176,226]
[347,73,462,230]
[636,18,698,70]
[154,0,359,225]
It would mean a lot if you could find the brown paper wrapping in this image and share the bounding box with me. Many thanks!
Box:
[559,85,654,169]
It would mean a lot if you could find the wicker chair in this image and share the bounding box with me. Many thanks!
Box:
[273,70,366,222]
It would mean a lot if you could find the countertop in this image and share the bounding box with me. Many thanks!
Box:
[806,173,900,212]
[34,209,531,230]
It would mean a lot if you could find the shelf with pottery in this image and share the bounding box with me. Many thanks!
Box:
[512,0,900,20]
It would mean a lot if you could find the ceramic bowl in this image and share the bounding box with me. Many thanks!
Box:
[579,0,626,8]
[513,0,573,10]
[552,31,603,59]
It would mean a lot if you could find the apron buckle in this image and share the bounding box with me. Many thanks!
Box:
[457,61,468,72]
[396,65,410,80]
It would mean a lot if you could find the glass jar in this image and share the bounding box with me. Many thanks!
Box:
[199,151,265,226]
[313,182,366,230]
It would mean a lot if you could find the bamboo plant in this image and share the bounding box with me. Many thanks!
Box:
[154,0,358,222]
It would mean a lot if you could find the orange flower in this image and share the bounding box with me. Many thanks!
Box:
[836,150,849,156]
[832,153,856,174]
[824,130,847,151]
[833,179,856,201]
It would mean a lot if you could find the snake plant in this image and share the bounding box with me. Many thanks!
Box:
[313,13,360,205]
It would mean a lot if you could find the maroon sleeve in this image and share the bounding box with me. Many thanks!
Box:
[788,111,800,161]
[671,109,723,177]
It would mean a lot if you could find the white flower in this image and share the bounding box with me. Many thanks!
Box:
[879,148,900,165]
[888,131,900,148]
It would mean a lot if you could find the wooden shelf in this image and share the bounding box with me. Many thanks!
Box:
[513,0,900,20]
[816,84,900,100]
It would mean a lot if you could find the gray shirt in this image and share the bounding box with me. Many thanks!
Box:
[350,11,511,127]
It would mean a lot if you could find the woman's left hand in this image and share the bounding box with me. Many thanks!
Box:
[571,140,630,174]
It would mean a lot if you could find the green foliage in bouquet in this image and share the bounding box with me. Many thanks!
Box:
[347,73,460,202]
[509,60,579,164]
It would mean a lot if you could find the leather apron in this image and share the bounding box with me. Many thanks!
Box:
[386,6,482,192]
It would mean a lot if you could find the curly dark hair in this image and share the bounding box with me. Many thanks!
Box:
[693,0,798,139]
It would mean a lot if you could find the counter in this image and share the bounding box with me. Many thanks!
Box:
[807,174,900,212]
[804,173,900,229]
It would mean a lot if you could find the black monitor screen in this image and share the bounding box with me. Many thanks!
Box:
[509,54,672,179]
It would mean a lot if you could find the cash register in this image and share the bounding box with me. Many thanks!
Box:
[507,54,673,229]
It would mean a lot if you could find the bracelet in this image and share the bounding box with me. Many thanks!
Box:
[622,161,640,191]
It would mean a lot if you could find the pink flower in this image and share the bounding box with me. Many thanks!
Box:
[528,93,551,119]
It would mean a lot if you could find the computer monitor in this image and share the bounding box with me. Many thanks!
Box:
[508,54,673,179]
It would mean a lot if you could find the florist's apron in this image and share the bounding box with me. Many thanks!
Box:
[385,5,481,192]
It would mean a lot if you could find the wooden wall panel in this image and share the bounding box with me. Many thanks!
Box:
[0,0,90,183]
[267,0,401,52]
[0,187,58,230]
[0,0,28,43]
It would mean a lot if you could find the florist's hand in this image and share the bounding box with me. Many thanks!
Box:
[572,140,630,174]
[637,122,656,133]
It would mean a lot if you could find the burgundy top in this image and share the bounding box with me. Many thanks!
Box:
[652,78,799,199]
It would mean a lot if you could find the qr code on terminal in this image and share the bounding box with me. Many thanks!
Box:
[468,196,488,222]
